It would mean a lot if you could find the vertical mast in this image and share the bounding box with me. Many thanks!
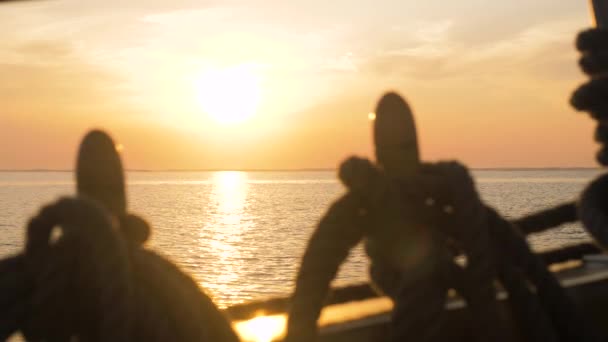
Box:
[591,0,608,27]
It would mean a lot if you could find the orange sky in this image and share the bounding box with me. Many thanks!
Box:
[0,0,600,170]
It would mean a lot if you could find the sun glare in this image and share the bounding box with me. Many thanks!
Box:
[196,65,261,124]
[233,314,286,342]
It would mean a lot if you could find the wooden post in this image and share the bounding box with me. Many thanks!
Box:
[591,0,608,28]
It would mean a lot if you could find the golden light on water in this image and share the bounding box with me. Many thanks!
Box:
[213,171,249,223]
[200,171,252,307]
[196,65,261,124]
[234,314,286,342]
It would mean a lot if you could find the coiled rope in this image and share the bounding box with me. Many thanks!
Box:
[338,157,597,342]
[0,130,239,341]
[497,28,608,259]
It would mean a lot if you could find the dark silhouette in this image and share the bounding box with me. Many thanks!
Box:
[285,93,596,342]
[513,22,608,271]
[0,130,239,341]
[1,6,608,342]
[505,26,608,249]
[571,27,608,250]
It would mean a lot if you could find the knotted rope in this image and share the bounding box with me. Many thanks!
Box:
[23,197,132,341]
[338,157,596,342]
[0,196,240,341]
[572,29,608,164]
[0,128,240,341]
[570,28,608,251]
[385,30,608,265]
[286,28,608,342]
[469,28,608,265]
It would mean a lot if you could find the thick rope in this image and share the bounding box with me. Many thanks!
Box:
[22,197,132,341]
[494,256,557,341]
[580,173,608,248]
[488,29,608,266]
[486,208,600,342]
[572,28,608,165]
[0,196,239,342]
[412,162,563,341]
[0,255,31,340]
[337,158,548,341]
[513,202,578,235]
[128,249,240,342]
[0,129,240,341]
[568,27,608,255]
[422,162,512,342]
[338,158,596,341]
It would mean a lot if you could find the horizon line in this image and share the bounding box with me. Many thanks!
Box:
[0,167,602,172]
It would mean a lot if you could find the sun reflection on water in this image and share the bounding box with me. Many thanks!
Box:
[213,171,249,225]
[199,171,253,307]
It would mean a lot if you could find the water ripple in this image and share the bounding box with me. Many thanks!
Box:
[0,169,599,308]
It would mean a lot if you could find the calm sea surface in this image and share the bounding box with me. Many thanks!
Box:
[0,170,602,308]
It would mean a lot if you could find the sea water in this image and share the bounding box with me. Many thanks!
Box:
[0,169,600,308]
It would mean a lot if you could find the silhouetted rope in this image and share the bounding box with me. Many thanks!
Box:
[573,28,608,165]
[486,207,599,342]
[340,159,519,340]
[579,173,608,249]
[0,129,239,341]
[337,158,594,341]
[513,202,578,235]
[22,197,132,341]
[413,162,570,341]
[0,196,240,341]
[229,240,599,322]
[0,255,31,340]
[569,27,608,254]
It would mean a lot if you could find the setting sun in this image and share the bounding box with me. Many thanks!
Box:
[195,65,261,124]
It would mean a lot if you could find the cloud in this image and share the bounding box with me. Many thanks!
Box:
[0,0,597,169]
[359,17,584,85]
[0,39,132,120]
[15,40,73,60]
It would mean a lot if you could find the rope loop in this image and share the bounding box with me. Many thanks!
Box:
[336,156,598,341]
[23,196,133,341]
